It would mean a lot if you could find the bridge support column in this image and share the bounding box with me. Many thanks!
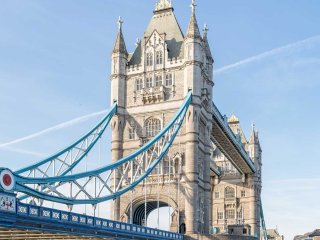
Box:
[203,150,212,234]
[111,115,124,221]
[184,105,199,234]
[248,175,257,237]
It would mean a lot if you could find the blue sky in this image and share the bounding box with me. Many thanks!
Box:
[0,0,320,239]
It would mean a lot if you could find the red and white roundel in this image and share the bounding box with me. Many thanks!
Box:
[0,170,15,191]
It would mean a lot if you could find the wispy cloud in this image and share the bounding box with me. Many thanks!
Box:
[0,110,107,149]
[214,35,320,75]
[2,146,45,157]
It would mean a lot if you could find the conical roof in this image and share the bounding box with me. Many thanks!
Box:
[186,0,201,40]
[112,17,128,55]
[249,123,261,148]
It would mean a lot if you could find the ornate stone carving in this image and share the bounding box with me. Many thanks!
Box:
[142,86,165,104]
[155,0,172,11]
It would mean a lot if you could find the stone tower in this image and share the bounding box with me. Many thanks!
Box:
[110,0,261,238]
[110,0,214,235]
[211,115,262,238]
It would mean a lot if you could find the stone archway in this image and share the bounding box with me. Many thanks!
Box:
[133,201,168,226]
[124,194,179,232]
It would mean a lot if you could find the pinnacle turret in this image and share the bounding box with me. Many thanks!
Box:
[186,0,201,39]
[112,17,128,55]
[249,122,262,154]
[203,24,213,61]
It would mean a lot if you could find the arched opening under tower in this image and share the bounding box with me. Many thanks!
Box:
[125,197,180,232]
[147,206,174,231]
[133,201,168,226]
[133,201,175,230]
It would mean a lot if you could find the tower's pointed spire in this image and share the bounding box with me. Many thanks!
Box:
[186,0,201,39]
[112,16,128,55]
[249,122,259,144]
[203,24,213,60]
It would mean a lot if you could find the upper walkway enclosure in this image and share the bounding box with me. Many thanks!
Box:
[211,103,255,174]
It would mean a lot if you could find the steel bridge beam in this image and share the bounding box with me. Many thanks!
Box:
[211,103,255,174]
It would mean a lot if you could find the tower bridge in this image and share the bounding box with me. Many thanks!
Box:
[0,0,268,239]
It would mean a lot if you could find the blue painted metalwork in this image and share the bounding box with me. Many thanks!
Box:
[1,92,192,205]
[211,102,256,172]
[16,103,117,176]
[14,104,117,202]
[0,193,183,240]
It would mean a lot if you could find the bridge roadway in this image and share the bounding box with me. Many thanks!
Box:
[211,102,255,175]
[0,193,182,240]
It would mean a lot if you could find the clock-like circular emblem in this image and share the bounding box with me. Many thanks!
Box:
[0,169,15,191]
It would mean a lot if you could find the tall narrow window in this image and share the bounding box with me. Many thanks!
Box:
[156,51,163,65]
[146,53,153,66]
[241,190,246,197]
[237,209,243,220]
[165,73,173,86]
[129,128,135,140]
[217,212,223,220]
[215,192,220,199]
[136,79,143,91]
[145,118,161,137]
[146,77,153,88]
[155,75,162,87]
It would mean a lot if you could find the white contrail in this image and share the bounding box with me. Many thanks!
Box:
[2,146,46,157]
[0,109,108,149]
[214,35,320,75]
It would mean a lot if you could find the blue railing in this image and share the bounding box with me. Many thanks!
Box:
[16,202,183,240]
[211,102,255,172]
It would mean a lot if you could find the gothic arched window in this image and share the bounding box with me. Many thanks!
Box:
[156,51,163,65]
[145,118,161,137]
[225,187,235,198]
[146,53,153,66]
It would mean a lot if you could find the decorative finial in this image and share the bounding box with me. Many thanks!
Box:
[252,121,256,131]
[191,0,196,15]
[203,24,209,36]
[117,16,123,30]
[155,0,172,12]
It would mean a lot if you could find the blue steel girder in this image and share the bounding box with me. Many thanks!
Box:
[0,92,192,205]
[15,104,117,202]
[16,103,117,178]
[211,102,255,174]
